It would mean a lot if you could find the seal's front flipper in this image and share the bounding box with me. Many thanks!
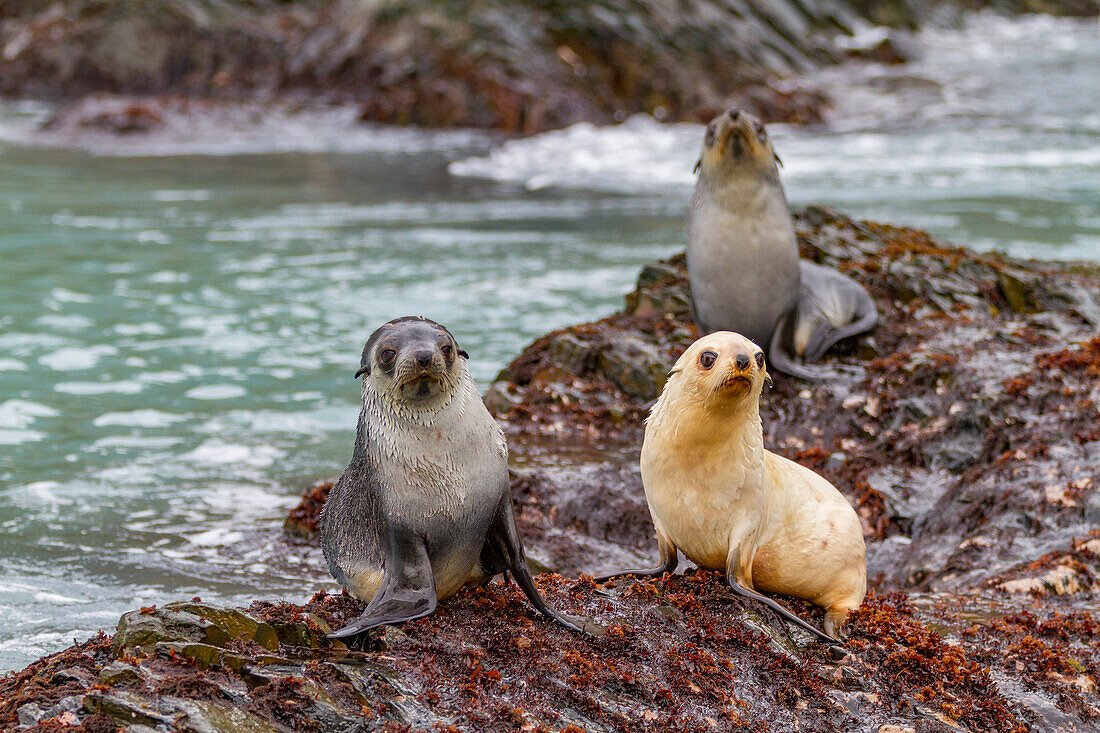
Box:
[484,499,586,634]
[328,533,437,639]
[594,529,678,582]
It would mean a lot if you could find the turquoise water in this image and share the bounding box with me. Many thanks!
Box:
[2,13,1098,671]
[0,140,688,669]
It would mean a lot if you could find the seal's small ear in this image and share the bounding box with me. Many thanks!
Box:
[774,152,783,168]
[667,366,683,378]
[693,158,701,174]
[458,349,469,359]
[354,365,369,379]
[764,370,773,388]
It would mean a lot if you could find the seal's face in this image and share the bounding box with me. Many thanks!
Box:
[669,332,770,411]
[696,109,780,181]
[356,317,469,404]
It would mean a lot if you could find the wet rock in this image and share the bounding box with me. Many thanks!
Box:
[482,379,521,416]
[16,702,43,727]
[168,602,280,651]
[595,335,667,401]
[98,660,143,687]
[997,565,1087,596]
[162,698,280,733]
[83,689,178,728]
[114,602,278,656]
[64,97,166,134]
[5,0,1092,133]
[483,207,1100,601]
[10,208,1100,730]
[283,480,331,540]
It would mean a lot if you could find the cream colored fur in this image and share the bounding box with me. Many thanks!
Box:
[642,332,866,635]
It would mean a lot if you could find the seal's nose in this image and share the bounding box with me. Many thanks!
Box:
[735,353,751,370]
[415,351,434,368]
[728,108,741,120]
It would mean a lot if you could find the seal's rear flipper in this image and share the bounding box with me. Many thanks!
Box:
[767,314,831,381]
[725,571,839,645]
[484,499,587,634]
[328,533,437,639]
[796,262,879,363]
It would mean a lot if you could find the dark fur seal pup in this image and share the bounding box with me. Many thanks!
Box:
[321,316,582,637]
[687,108,877,380]
[597,332,866,642]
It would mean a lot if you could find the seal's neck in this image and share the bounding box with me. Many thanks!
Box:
[649,386,765,466]
[693,165,787,219]
[357,367,477,449]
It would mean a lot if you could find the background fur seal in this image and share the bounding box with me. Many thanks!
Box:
[687,108,877,380]
[321,316,582,637]
[598,331,866,641]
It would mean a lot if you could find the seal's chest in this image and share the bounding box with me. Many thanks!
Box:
[643,467,744,571]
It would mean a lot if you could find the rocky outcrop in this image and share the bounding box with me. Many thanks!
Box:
[3,0,1097,133]
[267,208,1100,730]
[4,210,1099,729]
[481,207,1100,593]
[4,583,1099,731]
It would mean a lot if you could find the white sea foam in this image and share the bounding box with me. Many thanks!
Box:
[152,189,212,202]
[38,345,118,371]
[184,441,282,468]
[0,428,45,445]
[113,322,168,336]
[449,115,699,192]
[184,384,247,400]
[0,399,59,429]
[34,313,95,331]
[0,102,489,157]
[186,528,246,547]
[56,380,145,395]
[90,436,183,449]
[33,590,87,605]
[93,409,185,428]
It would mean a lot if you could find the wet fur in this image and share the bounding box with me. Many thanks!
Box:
[687,110,877,380]
[321,317,582,637]
[600,332,867,641]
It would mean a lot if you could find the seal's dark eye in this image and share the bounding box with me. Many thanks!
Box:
[441,344,453,357]
[754,122,767,139]
[380,349,396,364]
[755,352,765,369]
[699,350,718,369]
[704,123,717,147]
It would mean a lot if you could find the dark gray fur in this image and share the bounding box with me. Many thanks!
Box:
[320,316,583,638]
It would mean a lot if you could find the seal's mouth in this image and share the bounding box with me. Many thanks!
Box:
[717,372,753,390]
[717,122,746,158]
[396,371,445,397]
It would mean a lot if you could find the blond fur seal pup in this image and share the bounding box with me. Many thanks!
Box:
[321,316,582,637]
[597,331,866,641]
[687,108,877,381]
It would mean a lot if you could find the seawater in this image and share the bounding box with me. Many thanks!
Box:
[1,12,1097,672]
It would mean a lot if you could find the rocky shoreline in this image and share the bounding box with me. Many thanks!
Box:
[2,1,1097,135]
[4,208,1099,731]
